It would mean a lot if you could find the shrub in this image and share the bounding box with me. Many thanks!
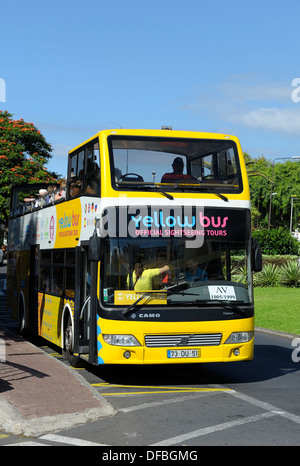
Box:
[279,261,300,287]
[231,265,247,284]
[252,228,299,255]
[254,264,280,287]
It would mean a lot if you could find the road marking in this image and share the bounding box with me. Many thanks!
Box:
[5,441,48,446]
[93,383,231,396]
[103,389,225,395]
[93,383,230,390]
[49,352,63,358]
[119,392,225,413]
[4,435,107,447]
[40,434,105,446]
[151,411,278,446]
[228,389,300,425]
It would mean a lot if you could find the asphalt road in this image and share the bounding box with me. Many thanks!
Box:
[0,263,299,446]
[42,330,299,446]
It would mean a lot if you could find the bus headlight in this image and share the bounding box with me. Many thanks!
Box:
[103,334,141,346]
[224,331,254,344]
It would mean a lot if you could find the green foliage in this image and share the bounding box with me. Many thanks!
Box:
[254,259,300,287]
[0,110,61,225]
[231,265,247,284]
[252,228,299,255]
[254,263,280,287]
[261,255,298,266]
[246,154,273,228]
[246,153,300,229]
[279,261,300,287]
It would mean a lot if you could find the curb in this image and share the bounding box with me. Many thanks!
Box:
[255,326,300,339]
[0,398,115,437]
[0,330,116,437]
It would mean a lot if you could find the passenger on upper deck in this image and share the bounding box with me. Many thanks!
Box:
[161,157,193,183]
[69,180,81,198]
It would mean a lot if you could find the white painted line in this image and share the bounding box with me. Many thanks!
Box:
[119,391,225,413]
[40,434,107,446]
[228,390,300,424]
[151,411,277,446]
[5,441,48,446]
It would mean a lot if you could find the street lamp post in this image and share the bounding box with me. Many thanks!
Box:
[290,195,299,234]
[268,156,300,230]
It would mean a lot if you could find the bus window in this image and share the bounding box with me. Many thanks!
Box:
[52,266,64,296]
[65,250,76,298]
[40,265,51,292]
[78,150,85,176]
[85,142,100,195]
[70,154,77,179]
[68,142,100,197]
[109,136,242,193]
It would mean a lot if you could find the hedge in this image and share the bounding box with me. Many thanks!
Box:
[252,228,299,255]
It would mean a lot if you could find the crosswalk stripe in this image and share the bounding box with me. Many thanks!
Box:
[40,434,106,446]
[4,434,107,447]
[5,441,48,446]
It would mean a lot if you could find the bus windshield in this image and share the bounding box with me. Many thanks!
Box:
[109,136,242,193]
[101,208,252,308]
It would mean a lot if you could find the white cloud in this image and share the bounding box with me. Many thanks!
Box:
[229,107,300,135]
[184,76,300,136]
[219,80,292,103]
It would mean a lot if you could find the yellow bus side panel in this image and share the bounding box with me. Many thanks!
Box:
[38,293,62,345]
[37,293,74,347]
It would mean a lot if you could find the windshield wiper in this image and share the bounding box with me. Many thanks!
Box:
[210,192,228,202]
[158,182,228,202]
[122,293,152,317]
[122,284,195,318]
[183,184,229,202]
[155,190,174,200]
[117,181,174,200]
[194,299,248,316]
[165,281,197,296]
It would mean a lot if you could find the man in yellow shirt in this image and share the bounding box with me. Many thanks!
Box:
[128,262,170,291]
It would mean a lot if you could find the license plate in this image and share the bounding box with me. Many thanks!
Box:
[167,349,199,358]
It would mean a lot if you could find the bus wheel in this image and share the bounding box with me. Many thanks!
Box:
[62,315,81,367]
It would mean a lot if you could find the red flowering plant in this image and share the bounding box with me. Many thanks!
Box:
[0,110,61,226]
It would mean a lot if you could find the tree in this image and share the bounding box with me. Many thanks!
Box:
[0,111,61,226]
[246,154,273,228]
[271,161,300,228]
[245,153,300,230]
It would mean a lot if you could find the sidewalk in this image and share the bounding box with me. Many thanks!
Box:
[0,326,116,437]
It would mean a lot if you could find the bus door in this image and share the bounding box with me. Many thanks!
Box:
[28,244,39,333]
[73,245,97,364]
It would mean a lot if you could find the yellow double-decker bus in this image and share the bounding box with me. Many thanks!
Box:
[7,128,261,366]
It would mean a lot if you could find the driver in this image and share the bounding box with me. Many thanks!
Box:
[161,157,192,183]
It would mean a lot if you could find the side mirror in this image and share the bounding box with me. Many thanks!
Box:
[88,229,103,262]
[252,237,262,272]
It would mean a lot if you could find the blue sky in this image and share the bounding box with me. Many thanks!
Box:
[1,0,300,177]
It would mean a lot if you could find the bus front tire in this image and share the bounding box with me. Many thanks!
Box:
[62,315,81,367]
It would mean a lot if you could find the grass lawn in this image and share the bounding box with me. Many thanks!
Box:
[254,287,300,335]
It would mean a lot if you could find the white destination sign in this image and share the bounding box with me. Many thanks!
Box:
[208,285,236,301]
